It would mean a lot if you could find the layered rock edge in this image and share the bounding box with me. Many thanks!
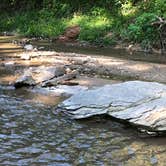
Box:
[59,81,166,133]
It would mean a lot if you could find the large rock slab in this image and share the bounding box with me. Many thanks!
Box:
[59,81,166,132]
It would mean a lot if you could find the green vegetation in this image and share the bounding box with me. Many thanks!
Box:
[0,0,165,47]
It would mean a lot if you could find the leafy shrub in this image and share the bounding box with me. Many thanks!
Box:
[127,13,158,43]
[154,0,166,17]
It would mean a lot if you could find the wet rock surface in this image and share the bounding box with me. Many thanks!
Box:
[60,81,166,133]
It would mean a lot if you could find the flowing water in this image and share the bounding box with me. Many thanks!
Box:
[33,40,166,64]
[1,36,166,166]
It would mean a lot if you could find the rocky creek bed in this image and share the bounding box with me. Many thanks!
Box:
[1,36,166,165]
[4,42,165,134]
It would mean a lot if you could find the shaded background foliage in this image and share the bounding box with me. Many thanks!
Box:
[0,0,124,15]
[0,0,43,11]
[0,0,165,48]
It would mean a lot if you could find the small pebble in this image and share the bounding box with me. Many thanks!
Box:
[150,156,158,165]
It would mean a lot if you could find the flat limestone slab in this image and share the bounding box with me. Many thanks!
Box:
[59,81,166,132]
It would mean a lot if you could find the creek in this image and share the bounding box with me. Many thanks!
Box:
[0,36,166,165]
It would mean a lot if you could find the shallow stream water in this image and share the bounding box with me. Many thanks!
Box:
[1,36,166,166]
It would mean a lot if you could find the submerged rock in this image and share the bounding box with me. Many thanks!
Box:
[32,85,88,97]
[59,81,166,133]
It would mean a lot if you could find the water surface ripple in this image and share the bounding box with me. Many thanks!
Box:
[1,87,166,166]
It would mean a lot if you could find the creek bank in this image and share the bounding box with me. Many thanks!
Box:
[59,81,166,134]
[12,51,124,88]
[12,50,166,134]
[12,50,166,89]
